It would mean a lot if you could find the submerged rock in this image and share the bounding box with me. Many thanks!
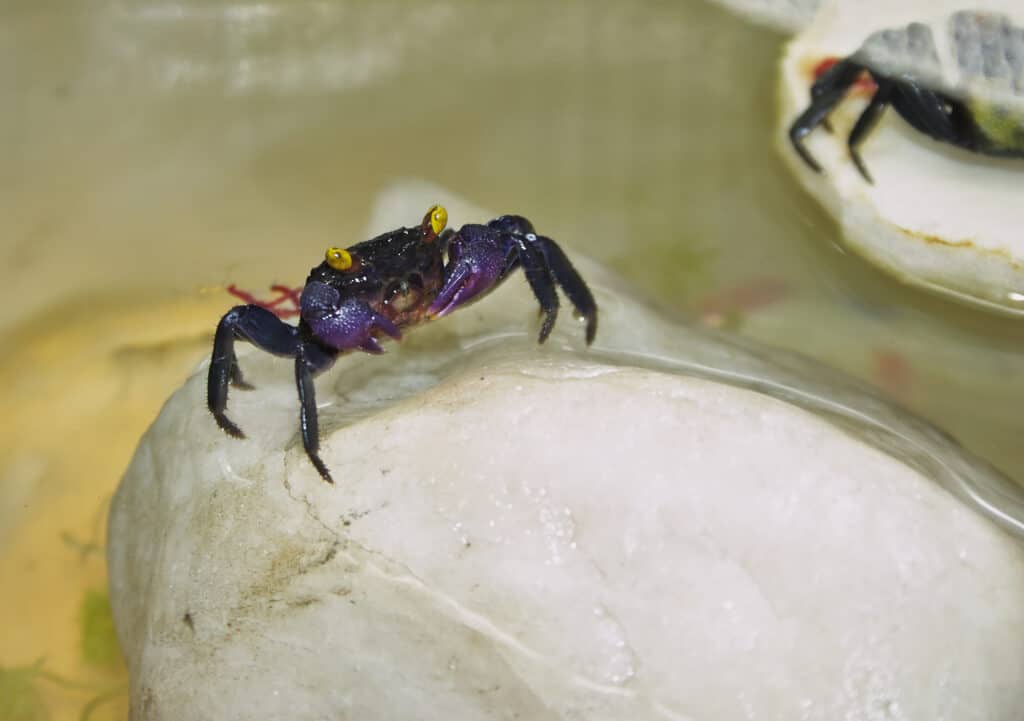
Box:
[108,182,1024,720]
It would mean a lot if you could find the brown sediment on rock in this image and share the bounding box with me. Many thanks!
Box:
[895,226,1021,269]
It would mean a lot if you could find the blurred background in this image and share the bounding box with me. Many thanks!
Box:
[1,1,1021,718]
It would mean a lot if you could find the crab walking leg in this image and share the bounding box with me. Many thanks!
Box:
[507,236,560,343]
[887,82,959,146]
[294,343,337,483]
[228,360,253,390]
[208,304,301,438]
[532,235,598,345]
[486,216,594,343]
[789,88,849,172]
[789,59,866,173]
[847,80,893,184]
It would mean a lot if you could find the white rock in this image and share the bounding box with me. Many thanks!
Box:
[777,0,1024,314]
[704,0,824,34]
[109,182,1024,720]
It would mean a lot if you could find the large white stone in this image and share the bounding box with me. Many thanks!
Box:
[108,182,1024,720]
[777,0,1024,315]
[704,0,823,34]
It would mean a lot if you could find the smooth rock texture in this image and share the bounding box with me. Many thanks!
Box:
[109,182,1024,720]
[777,0,1024,315]
[705,0,823,33]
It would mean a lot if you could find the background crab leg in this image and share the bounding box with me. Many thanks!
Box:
[887,82,958,146]
[789,58,865,172]
[532,235,598,344]
[208,304,300,438]
[846,80,893,183]
[294,343,337,483]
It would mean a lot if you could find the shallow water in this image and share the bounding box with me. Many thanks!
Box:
[2,0,1022,718]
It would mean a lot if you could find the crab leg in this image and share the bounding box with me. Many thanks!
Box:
[532,235,598,345]
[294,343,337,483]
[846,79,893,183]
[509,237,560,343]
[208,304,301,439]
[888,82,958,146]
[789,58,865,172]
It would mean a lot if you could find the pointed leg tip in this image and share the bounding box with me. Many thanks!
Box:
[800,150,824,175]
[582,315,598,346]
[536,317,553,344]
[790,134,825,175]
[216,417,246,439]
[854,161,874,184]
[309,454,334,484]
[536,312,557,344]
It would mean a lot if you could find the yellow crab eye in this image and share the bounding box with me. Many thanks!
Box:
[428,204,448,236]
[325,246,352,271]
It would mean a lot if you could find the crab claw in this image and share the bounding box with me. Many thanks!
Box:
[301,281,401,352]
[428,229,507,318]
[429,220,597,345]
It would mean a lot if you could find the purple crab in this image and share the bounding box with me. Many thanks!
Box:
[207,205,598,482]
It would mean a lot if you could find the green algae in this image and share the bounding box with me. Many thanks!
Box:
[78,592,118,669]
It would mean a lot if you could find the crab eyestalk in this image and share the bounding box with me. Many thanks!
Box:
[421,204,448,241]
[325,247,353,271]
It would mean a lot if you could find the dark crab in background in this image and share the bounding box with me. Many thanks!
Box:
[789,9,1024,183]
[207,205,598,483]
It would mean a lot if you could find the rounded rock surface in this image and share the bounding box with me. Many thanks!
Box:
[108,182,1024,719]
[109,354,1024,720]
